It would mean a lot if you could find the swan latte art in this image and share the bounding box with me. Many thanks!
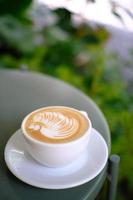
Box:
[24,106,89,143]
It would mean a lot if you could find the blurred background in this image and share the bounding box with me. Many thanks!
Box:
[0,0,133,199]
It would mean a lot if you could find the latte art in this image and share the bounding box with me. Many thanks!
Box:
[24,106,89,143]
[28,112,79,139]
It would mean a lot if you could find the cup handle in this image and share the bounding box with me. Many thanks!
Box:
[80,111,88,118]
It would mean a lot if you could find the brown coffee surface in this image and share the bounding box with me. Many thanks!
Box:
[24,106,89,143]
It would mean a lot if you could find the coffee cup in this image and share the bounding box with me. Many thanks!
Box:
[21,106,92,167]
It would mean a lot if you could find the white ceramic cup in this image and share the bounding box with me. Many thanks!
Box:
[21,107,92,167]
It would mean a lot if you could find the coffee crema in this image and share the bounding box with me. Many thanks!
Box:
[24,106,89,143]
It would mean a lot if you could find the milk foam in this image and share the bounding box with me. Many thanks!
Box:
[28,112,79,139]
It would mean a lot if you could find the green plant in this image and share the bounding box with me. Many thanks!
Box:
[0,0,32,16]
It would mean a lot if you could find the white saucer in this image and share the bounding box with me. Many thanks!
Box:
[4,128,108,189]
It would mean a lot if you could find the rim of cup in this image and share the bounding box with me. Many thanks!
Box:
[21,106,92,147]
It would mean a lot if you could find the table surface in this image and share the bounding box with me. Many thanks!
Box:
[0,69,111,200]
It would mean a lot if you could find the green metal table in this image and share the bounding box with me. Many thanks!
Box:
[0,69,119,200]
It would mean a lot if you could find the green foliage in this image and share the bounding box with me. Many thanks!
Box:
[0,7,132,200]
[0,0,32,16]
[0,15,39,54]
